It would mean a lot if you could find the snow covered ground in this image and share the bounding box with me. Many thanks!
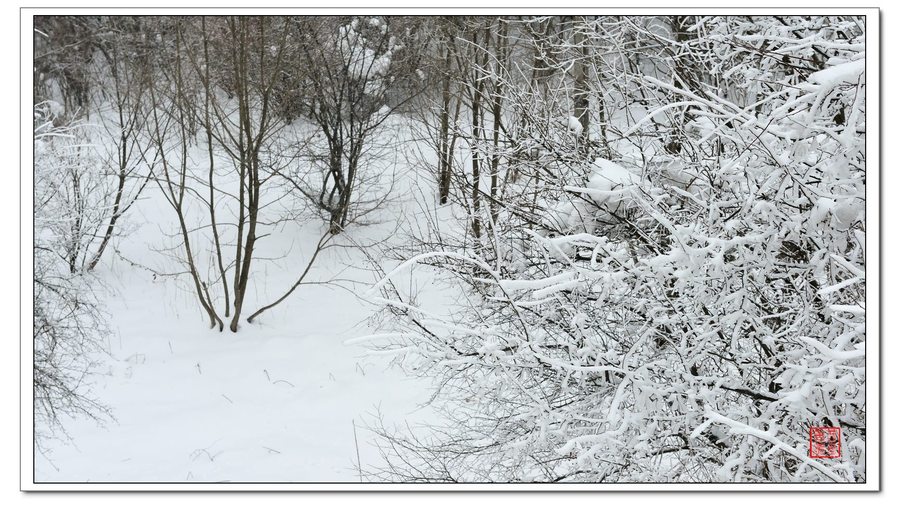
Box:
[36,268,435,482]
[34,120,446,483]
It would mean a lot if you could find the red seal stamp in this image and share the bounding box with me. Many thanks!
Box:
[809,426,841,459]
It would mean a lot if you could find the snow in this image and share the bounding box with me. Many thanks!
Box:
[588,158,638,191]
[831,198,862,230]
[46,99,64,118]
[567,115,583,134]
[808,59,865,87]
[340,21,394,83]
[498,272,577,292]
[35,119,441,483]
[538,197,578,231]
[31,15,869,484]
[700,412,845,482]
[565,158,639,210]
[37,257,438,481]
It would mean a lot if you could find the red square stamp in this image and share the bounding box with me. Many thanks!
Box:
[809,426,842,459]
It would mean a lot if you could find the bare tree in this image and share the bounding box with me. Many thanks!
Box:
[144,17,225,330]
[206,16,290,331]
[87,18,155,271]
[289,16,428,234]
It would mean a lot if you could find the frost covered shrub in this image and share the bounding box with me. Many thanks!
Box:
[366,16,866,482]
[34,104,110,446]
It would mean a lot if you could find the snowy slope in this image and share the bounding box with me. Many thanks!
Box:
[34,119,443,483]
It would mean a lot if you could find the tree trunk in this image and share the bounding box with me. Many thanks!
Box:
[469,28,487,241]
[438,43,453,205]
[489,19,507,225]
[573,16,590,153]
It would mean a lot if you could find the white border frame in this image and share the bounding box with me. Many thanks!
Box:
[19,6,881,492]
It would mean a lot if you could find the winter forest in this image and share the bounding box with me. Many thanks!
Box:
[32,14,867,484]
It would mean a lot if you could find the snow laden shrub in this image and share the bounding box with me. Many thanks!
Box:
[34,103,111,447]
[33,103,113,274]
[364,19,865,482]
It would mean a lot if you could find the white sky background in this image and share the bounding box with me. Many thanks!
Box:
[4,0,900,504]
